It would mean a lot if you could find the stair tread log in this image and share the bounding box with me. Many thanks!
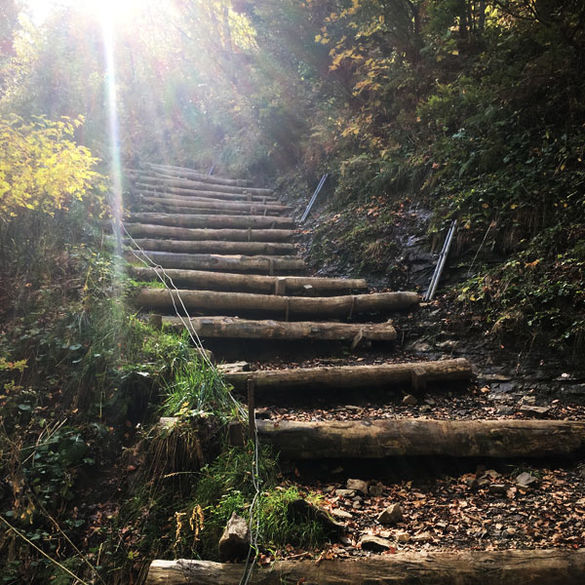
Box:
[128,165,252,186]
[130,267,367,294]
[145,550,585,585]
[224,358,472,390]
[127,253,306,274]
[146,163,254,187]
[257,418,585,459]
[139,202,287,218]
[162,316,397,341]
[134,289,419,317]
[124,224,296,242]
[133,175,274,196]
[140,195,288,214]
[127,239,296,256]
[128,213,294,229]
[134,184,278,202]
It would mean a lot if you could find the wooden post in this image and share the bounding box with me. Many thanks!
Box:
[411,366,428,392]
[247,379,256,441]
[274,277,287,296]
[149,314,163,330]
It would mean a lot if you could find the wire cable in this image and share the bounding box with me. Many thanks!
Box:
[119,215,261,583]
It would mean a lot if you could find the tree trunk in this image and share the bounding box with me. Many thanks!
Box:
[140,195,288,214]
[256,419,585,459]
[127,252,305,274]
[162,316,397,342]
[224,358,472,390]
[124,223,295,242]
[127,239,296,256]
[134,289,419,317]
[146,549,585,585]
[129,267,367,294]
[129,213,294,229]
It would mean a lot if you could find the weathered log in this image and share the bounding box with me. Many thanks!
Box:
[163,316,397,342]
[145,163,252,187]
[127,239,296,256]
[145,549,585,585]
[129,266,368,295]
[129,213,294,229]
[127,252,305,274]
[224,358,472,390]
[134,289,419,317]
[124,223,295,242]
[257,419,585,459]
[134,175,274,196]
[140,202,286,219]
[140,195,289,214]
[135,184,277,202]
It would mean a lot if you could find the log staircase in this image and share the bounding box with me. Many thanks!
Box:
[123,164,585,585]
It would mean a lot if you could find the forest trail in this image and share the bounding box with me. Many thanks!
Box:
[123,164,585,585]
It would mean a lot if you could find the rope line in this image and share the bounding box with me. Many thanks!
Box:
[120,221,261,585]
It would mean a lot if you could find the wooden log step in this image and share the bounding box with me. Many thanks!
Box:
[134,289,419,317]
[129,212,294,230]
[145,163,252,187]
[130,266,368,295]
[140,195,289,214]
[134,183,277,202]
[124,223,295,242]
[127,252,305,274]
[134,175,274,196]
[162,316,397,342]
[257,419,585,459]
[146,550,585,585]
[139,202,286,219]
[224,358,472,390]
[127,239,296,256]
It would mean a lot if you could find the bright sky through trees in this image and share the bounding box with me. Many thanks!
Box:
[25,0,149,26]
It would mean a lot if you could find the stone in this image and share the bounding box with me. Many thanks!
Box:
[516,472,538,488]
[409,341,432,353]
[402,394,418,406]
[359,535,392,552]
[519,404,551,417]
[411,531,433,543]
[368,481,385,497]
[346,479,369,495]
[335,488,356,498]
[331,509,353,520]
[377,503,403,526]
[436,340,458,350]
[395,531,410,543]
[218,512,250,561]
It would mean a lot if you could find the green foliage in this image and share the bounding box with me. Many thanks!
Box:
[161,361,237,421]
[257,487,329,550]
[186,445,328,558]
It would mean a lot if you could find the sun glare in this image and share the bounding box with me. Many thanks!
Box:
[26,0,149,26]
